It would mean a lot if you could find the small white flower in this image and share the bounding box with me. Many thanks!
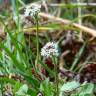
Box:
[24,4,41,17]
[41,42,60,58]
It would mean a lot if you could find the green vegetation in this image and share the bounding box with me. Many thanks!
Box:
[0,0,96,96]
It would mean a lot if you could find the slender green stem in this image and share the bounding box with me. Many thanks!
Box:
[70,42,86,71]
[55,61,59,96]
[29,33,31,49]
[35,14,39,66]
[53,57,59,96]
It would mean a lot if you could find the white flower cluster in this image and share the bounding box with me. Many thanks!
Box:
[24,4,41,17]
[41,42,60,58]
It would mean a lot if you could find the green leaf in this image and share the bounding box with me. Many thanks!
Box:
[79,83,94,96]
[13,82,22,94]
[27,88,37,96]
[16,84,28,95]
[40,78,54,96]
[60,81,80,92]
[0,42,25,72]
[23,74,39,90]
[70,83,94,96]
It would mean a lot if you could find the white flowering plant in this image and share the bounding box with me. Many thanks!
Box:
[24,3,41,67]
[41,42,60,59]
[41,41,60,95]
[24,4,41,18]
[0,1,96,96]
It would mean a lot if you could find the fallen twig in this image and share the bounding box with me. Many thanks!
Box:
[39,12,96,37]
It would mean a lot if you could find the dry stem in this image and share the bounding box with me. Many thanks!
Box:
[39,12,96,37]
